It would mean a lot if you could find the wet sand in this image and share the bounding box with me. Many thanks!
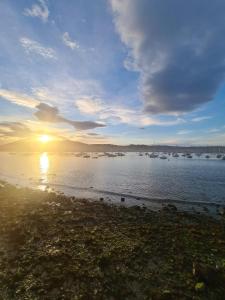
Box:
[0,181,225,299]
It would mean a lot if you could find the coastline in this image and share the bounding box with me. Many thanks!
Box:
[1,171,224,217]
[0,181,225,299]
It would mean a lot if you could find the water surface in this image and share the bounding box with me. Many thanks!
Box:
[0,152,225,210]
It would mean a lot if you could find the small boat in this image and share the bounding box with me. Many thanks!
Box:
[107,153,117,157]
[216,154,222,159]
[149,153,158,158]
[222,156,225,160]
[187,155,193,158]
[160,155,167,160]
[74,153,83,157]
[205,155,210,159]
[173,153,179,158]
[83,155,90,158]
[116,152,125,156]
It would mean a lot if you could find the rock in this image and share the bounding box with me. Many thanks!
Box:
[100,197,104,201]
[64,210,72,215]
[163,204,177,212]
[193,262,223,286]
[218,207,225,216]
[157,290,173,300]
[195,282,205,292]
[203,206,209,212]
[121,197,125,202]
[168,204,177,211]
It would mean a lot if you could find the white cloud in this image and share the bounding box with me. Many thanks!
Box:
[177,130,192,135]
[0,89,39,108]
[192,116,212,122]
[76,97,102,114]
[75,97,184,127]
[24,0,49,23]
[20,37,57,59]
[62,32,79,50]
[31,78,103,110]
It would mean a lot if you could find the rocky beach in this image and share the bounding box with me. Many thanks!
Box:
[0,182,225,299]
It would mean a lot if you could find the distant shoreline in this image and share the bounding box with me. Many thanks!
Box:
[1,139,225,154]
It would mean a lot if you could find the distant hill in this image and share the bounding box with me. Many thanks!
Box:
[0,139,225,153]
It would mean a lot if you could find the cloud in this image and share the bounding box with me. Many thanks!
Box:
[62,32,79,50]
[110,0,225,114]
[24,0,49,23]
[0,89,39,108]
[208,128,221,133]
[177,130,192,135]
[0,122,32,137]
[76,98,103,115]
[75,97,184,127]
[0,88,105,131]
[35,103,105,130]
[20,37,57,59]
[31,78,103,109]
[191,116,212,122]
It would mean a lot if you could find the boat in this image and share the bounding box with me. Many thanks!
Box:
[116,152,125,156]
[216,154,222,159]
[222,156,225,160]
[74,153,83,157]
[160,155,167,160]
[173,153,179,158]
[205,155,210,159]
[149,153,158,158]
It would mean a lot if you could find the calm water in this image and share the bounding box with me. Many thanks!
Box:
[0,152,225,210]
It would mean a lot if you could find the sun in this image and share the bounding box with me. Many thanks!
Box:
[39,135,51,143]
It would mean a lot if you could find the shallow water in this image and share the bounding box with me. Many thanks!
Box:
[0,152,225,210]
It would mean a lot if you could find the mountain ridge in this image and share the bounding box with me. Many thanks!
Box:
[0,139,225,153]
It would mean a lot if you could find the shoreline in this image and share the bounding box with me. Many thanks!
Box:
[0,181,225,299]
[1,174,225,218]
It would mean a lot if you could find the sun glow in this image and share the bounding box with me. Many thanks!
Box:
[39,134,51,143]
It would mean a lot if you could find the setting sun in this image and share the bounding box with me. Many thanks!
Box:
[39,135,51,143]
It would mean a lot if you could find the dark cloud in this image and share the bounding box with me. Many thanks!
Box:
[87,132,100,136]
[0,122,32,137]
[110,0,225,114]
[35,103,105,130]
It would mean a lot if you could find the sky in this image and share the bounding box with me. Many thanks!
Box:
[0,0,225,146]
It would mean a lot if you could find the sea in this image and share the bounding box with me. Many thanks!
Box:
[0,152,225,213]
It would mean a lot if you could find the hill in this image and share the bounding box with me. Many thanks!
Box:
[0,139,225,153]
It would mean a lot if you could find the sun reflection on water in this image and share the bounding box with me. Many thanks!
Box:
[39,152,49,190]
